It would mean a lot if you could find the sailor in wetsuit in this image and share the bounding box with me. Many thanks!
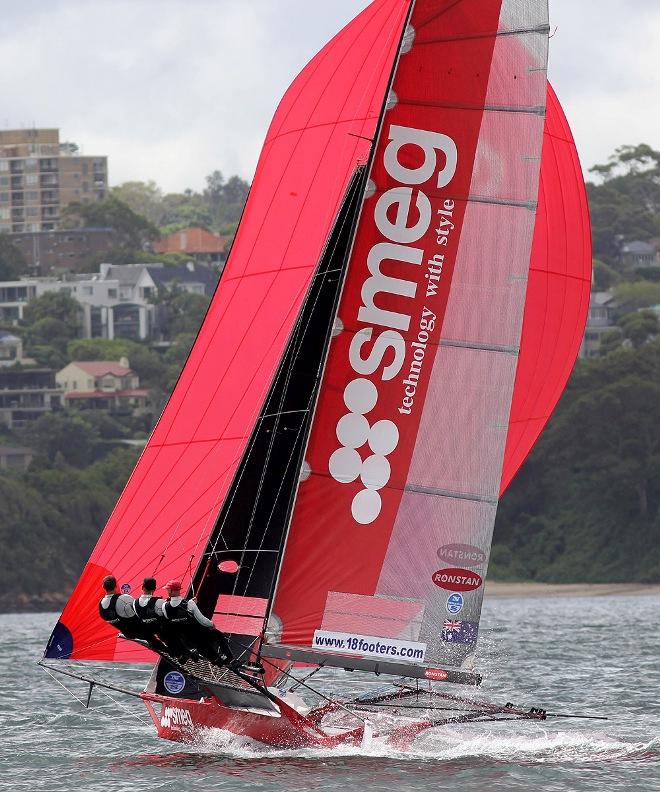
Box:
[162,579,233,666]
[131,577,172,656]
[98,575,144,640]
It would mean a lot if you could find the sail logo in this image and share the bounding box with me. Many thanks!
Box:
[160,706,194,730]
[431,567,483,592]
[437,544,487,567]
[329,378,399,524]
[424,668,449,681]
[329,124,458,524]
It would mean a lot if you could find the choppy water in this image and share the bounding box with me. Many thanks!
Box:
[1,595,658,791]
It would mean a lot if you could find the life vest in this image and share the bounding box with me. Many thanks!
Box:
[98,593,121,625]
[134,596,160,625]
[163,598,191,625]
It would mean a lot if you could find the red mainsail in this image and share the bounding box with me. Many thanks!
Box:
[270,0,556,667]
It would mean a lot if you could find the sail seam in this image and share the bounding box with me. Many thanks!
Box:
[394,100,546,116]
[439,339,520,355]
[404,484,498,504]
[413,24,551,45]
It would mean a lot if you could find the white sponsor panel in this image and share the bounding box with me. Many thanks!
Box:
[313,629,426,662]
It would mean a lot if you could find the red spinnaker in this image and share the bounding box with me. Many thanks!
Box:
[501,84,592,493]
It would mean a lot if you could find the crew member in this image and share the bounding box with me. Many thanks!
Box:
[98,575,143,640]
[162,580,233,666]
[132,577,172,656]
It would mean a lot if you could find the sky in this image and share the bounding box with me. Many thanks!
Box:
[1,0,658,194]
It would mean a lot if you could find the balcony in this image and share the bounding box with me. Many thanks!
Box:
[41,190,59,205]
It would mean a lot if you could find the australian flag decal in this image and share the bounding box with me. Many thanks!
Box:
[441,619,478,644]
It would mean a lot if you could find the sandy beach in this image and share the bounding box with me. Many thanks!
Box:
[485,581,660,598]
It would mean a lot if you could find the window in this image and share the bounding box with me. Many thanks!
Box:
[82,286,93,295]
[0,161,8,172]
[26,173,38,186]
[107,288,117,299]
[26,191,38,201]
[0,177,8,186]
[0,193,8,203]
[26,207,38,217]
[0,208,8,220]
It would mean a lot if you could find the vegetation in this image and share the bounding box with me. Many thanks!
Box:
[587,143,660,268]
[0,447,139,612]
[0,234,27,280]
[111,170,249,237]
[493,337,660,583]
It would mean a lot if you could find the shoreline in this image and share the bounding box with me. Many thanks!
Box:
[1,581,659,615]
[485,581,660,598]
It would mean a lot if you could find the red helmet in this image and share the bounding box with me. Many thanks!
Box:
[164,579,182,592]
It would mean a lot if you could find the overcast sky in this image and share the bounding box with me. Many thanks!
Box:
[1,0,658,193]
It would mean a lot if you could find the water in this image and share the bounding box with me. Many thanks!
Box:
[2,595,658,791]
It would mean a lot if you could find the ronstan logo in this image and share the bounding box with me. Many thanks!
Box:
[437,543,487,567]
[424,668,449,681]
[329,124,458,524]
[431,567,483,592]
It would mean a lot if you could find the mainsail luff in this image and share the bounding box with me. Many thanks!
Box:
[270,0,550,669]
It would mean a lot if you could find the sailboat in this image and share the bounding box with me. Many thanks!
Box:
[41,0,592,749]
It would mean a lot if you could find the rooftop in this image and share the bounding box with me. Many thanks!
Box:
[68,361,132,377]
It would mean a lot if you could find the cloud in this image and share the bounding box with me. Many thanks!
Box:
[0,1,656,191]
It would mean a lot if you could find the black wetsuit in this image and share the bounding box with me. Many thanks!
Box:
[132,596,170,655]
[163,598,233,665]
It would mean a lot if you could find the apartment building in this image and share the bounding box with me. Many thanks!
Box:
[0,128,107,234]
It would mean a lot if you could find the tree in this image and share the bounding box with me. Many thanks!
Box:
[61,196,159,261]
[613,281,660,313]
[23,413,100,467]
[22,292,81,360]
[155,288,210,338]
[111,180,164,225]
[23,291,80,329]
[587,144,660,265]
[0,234,27,280]
[617,310,659,348]
[592,259,620,291]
